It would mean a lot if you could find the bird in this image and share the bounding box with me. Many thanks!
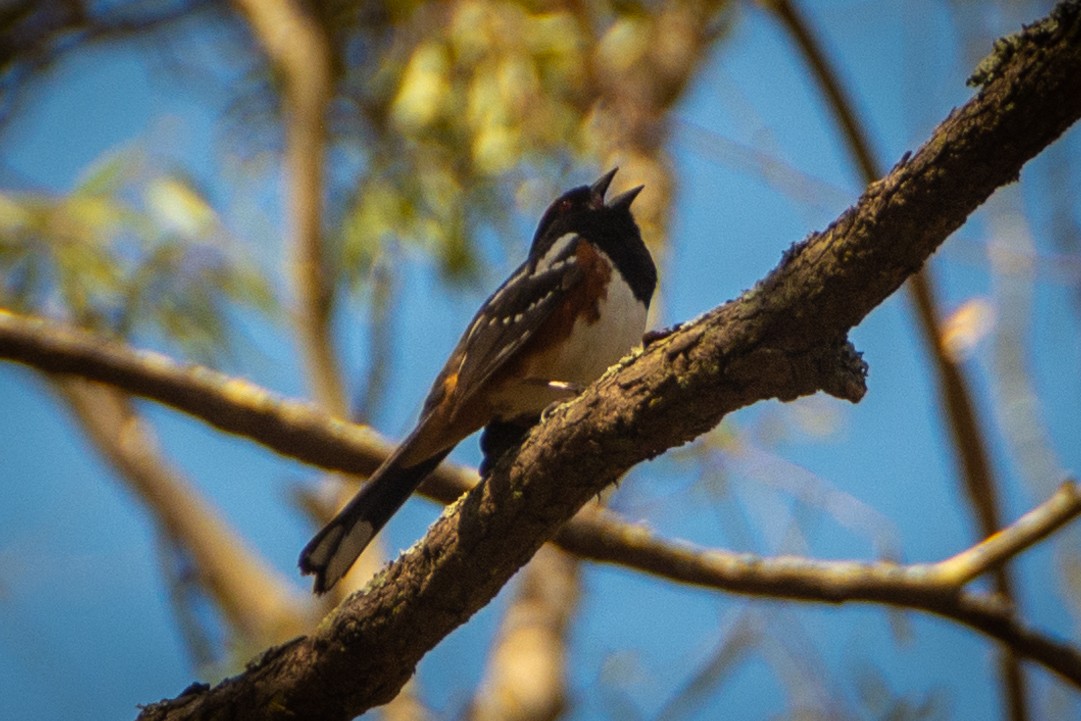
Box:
[299,168,657,594]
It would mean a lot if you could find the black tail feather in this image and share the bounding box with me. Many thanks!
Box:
[299,449,451,594]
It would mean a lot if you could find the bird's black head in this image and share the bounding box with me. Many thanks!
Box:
[529,168,637,252]
[529,168,657,305]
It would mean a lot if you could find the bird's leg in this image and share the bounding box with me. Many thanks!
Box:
[479,380,586,476]
[479,417,539,477]
[534,379,584,423]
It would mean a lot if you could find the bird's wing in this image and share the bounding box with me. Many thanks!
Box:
[421,233,585,417]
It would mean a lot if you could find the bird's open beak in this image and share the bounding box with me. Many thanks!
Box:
[590,168,619,199]
[591,168,643,210]
[607,184,644,210]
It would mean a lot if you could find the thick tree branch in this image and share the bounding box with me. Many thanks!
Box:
[134,479,1081,721]
[12,311,1081,689]
[121,4,1081,719]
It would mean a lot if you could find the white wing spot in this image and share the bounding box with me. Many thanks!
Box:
[526,289,554,313]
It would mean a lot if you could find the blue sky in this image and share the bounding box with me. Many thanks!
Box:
[2,2,1080,719]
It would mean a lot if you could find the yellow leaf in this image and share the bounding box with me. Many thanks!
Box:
[392,42,451,131]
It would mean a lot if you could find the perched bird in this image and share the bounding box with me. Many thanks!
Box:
[299,168,657,593]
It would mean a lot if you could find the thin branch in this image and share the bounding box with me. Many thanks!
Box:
[156,531,220,672]
[765,0,1026,715]
[910,269,1011,562]
[762,0,877,181]
[353,257,397,424]
[672,115,852,212]
[232,0,345,413]
[935,482,1081,585]
[128,6,1081,718]
[764,0,1008,551]
[13,314,1081,686]
[470,547,579,721]
[566,482,1081,598]
[0,0,220,130]
[543,483,1081,690]
[56,378,313,645]
[651,609,761,721]
[0,309,395,475]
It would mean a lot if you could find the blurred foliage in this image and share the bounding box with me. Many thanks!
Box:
[329,0,733,288]
[0,144,276,361]
[0,0,726,328]
[329,0,598,285]
[854,666,947,721]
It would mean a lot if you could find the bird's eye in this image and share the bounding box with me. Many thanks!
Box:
[560,199,572,212]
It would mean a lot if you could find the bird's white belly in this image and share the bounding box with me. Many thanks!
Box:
[492,274,648,419]
[547,278,647,383]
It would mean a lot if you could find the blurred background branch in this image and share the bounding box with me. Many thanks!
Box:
[233,0,344,414]
[8,306,1081,700]
[764,0,1026,716]
[57,378,315,655]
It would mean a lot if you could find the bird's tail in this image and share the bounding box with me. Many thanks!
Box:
[299,448,451,594]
